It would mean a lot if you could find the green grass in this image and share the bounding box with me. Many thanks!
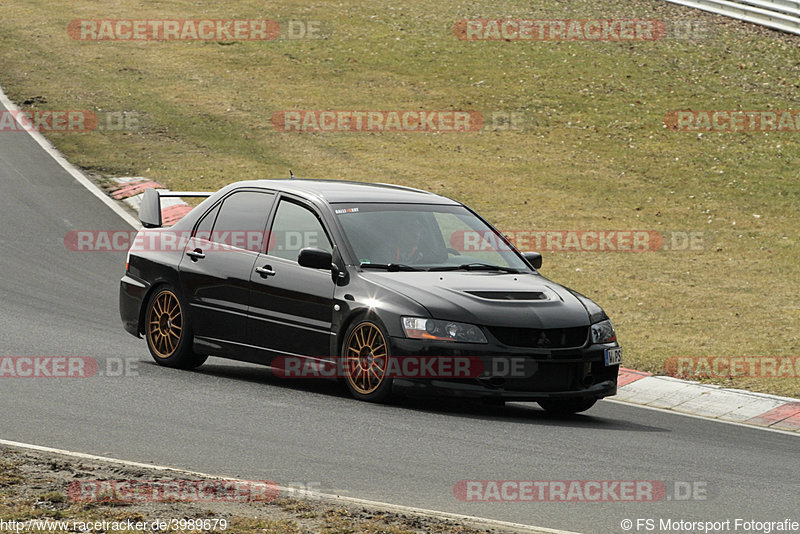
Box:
[0,0,798,396]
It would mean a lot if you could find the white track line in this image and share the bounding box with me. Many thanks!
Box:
[0,438,576,534]
[0,86,140,229]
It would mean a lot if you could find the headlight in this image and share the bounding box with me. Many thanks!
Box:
[591,319,617,344]
[402,317,488,343]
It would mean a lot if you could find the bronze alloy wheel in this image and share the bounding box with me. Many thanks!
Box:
[344,322,389,395]
[147,289,184,359]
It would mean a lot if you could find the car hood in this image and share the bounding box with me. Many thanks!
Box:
[360,271,592,329]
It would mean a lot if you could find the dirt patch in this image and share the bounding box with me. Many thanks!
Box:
[0,445,535,534]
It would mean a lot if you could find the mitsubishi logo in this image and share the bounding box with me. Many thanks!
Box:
[536,331,551,347]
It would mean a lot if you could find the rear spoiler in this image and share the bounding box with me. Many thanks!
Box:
[139,188,212,228]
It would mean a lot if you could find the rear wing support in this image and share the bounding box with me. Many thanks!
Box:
[139,188,212,228]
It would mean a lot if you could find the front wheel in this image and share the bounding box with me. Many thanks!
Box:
[538,398,597,414]
[342,319,394,403]
[145,286,207,369]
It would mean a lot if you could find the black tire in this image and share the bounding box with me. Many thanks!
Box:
[341,318,394,403]
[144,286,207,369]
[538,398,597,414]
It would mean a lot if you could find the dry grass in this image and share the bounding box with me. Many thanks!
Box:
[0,448,495,534]
[0,0,797,396]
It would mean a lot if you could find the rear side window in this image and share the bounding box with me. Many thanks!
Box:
[267,200,332,261]
[209,191,275,252]
[194,203,220,239]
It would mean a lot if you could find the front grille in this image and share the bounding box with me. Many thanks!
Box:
[488,325,589,349]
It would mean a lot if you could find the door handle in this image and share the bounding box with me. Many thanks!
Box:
[186,249,206,261]
[255,265,276,277]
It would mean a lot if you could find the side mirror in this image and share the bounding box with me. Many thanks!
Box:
[522,251,543,270]
[298,247,333,270]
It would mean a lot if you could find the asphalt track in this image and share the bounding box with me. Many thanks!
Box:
[1,97,798,533]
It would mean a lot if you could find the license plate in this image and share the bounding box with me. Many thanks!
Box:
[604,347,622,366]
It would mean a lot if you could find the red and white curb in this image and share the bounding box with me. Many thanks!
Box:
[107,176,193,226]
[615,368,800,432]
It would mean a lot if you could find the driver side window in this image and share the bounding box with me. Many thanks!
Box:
[267,200,332,261]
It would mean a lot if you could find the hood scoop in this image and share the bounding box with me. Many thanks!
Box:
[465,291,549,301]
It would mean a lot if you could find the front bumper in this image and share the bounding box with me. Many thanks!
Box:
[387,337,619,402]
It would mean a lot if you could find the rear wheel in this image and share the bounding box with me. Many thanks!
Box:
[538,398,597,414]
[145,286,207,369]
[342,320,393,403]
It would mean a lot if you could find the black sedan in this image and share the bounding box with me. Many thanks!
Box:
[120,179,621,413]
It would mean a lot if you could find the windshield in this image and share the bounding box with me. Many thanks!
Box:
[334,203,530,271]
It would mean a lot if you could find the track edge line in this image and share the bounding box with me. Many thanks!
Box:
[0,438,578,534]
[0,85,141,229]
